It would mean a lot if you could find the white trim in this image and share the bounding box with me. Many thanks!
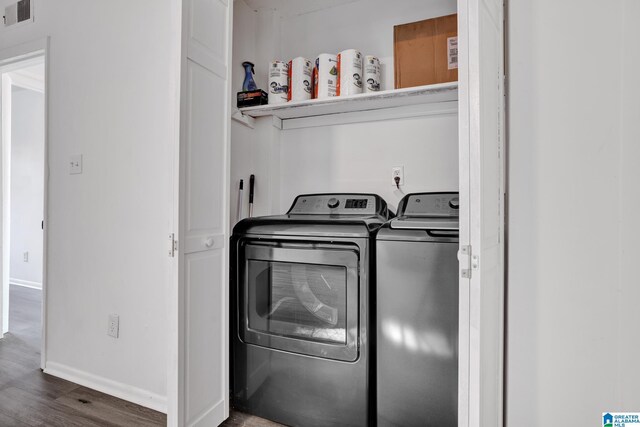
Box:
[45,362,168,414]
[188,400,225,427]
[0,72,10,336]
[41,37,50,371]
[167,0,184,424]
[457,1,472,425]
[458,0,506,425]
[7,71,44,93]
[0,39,45,68]
[9,278,41,289]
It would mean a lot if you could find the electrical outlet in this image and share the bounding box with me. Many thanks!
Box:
[391,166,404,187]
[108,314,119,338]
[23,251,28,262]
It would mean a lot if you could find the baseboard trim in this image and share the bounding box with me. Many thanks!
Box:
[9,278,42,289]
[44,362,167,414]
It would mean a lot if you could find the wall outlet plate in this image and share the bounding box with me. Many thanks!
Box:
[108,314,119,338]
[392,166,404,186]
[23,251,28,262]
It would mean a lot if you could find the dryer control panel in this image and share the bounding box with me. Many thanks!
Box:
[402,193,459,218]
[288,194,378,215]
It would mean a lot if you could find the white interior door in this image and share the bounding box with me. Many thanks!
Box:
[174,0,232,425]
[457,0,506,426]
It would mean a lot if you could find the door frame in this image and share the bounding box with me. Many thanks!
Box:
[457,0,506,425]
[167,0,506,424]
[0,38,50,370]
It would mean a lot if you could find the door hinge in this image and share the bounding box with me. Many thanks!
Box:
[169,233,178,257]
[460,245,472,278]
[460,245,479,278]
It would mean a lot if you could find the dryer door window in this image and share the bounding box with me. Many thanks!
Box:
[248,261,347,344]
[240,242,360,362]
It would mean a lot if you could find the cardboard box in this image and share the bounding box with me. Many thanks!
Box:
[394,14,458,89]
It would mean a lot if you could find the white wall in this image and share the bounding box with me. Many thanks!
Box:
[10,86,44,288]
[279,0,459,211]
[279,0,456,92]
[0,0,180,411]
[279,114,458,212]
[231,0,459,219]
[507,0,639,424]
[231,1,283,222]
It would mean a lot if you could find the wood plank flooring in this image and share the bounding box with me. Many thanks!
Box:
[1,285,280,427]
[0,285,166,426]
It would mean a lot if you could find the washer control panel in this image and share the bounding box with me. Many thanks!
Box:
[402,193,459,217]
[289,194,377,215]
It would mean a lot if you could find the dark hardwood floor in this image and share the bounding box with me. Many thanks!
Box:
[0,285,167,426]
[1,285,281,427]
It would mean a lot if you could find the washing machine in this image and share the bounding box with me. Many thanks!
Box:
[376,192,459,427]
[231,193,392,427]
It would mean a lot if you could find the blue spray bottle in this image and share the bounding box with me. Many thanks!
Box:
[242,61,258,91]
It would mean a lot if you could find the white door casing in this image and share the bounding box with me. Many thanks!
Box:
[0,72,10,337]
[458,0,506,426]
[0,41,48,370]
[173,0,232,425]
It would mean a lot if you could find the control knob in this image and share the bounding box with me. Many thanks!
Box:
[327,198,340,209]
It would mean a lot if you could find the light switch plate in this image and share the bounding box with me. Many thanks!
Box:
[70,154,82,174]
[108,314,119,338]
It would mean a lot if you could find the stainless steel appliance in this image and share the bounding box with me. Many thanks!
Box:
[231,193,391,427]
[376,192,459,426]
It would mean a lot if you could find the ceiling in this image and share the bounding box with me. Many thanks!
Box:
[242,0,360,17]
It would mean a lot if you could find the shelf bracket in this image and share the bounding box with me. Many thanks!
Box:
[271,116,283,130]
[231,110,255,129]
